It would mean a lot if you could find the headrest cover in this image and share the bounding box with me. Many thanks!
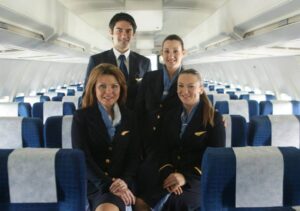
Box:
[233,146,283,207]
[272,101,293,115]
[24,96,40,106]
[63,96,79,109]
[8,148,59,203]
[249,94,266,102]
[62,115,73,148]
[269,115,300,148]
[0,117,23,149]
[213,94,230,106]
[228,100,249,122]
[223,114,232,147]
[0,103,18,117]
[43,102,63,123]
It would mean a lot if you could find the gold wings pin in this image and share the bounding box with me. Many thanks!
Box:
[121,130,130,136]
[194,131,207,136]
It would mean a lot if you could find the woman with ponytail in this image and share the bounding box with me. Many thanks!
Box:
[157,69,225,211]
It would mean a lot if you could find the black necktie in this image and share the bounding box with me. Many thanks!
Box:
[118,55,128,80]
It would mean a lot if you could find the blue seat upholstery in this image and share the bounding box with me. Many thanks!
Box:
[32,102,75,123]
[215,100,259,122]
[201,147,300,210]
[207,94,230,106]
[260,100,300,115]
[0,117,43,148]
[44,116,73,148]
[14,96,50,103]
[222,115,247,147]
[0,148,86,210]
[248,115,300,147]
[240,94,276,101]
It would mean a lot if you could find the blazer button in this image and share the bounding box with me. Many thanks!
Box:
[108,147,113,151]
[105,159,111,164]
[104,172,109,176]
[159,104,163,108]
[153,126,156,131]
[157,114,160,119]
[177,155,181,160]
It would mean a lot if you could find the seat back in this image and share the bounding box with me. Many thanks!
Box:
[201,147,300,210]
[44,115,73,148]
[260,100,300,115]
[248,115,300,147]
[0,102,31,117]
[240,94,276,102]
[0,117,43,148]
[32,102,75,123]
[207,94,230,106]
[222,115,247,147]
[215,100,259,122]
[0,148,86,211]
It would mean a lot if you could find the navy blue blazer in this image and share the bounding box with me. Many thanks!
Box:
[84,49,151,109]
[158,101,225,185]
[71,104,139,194]
[135,69,182,159]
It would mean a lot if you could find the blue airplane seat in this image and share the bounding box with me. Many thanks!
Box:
[44,115,73,148]
[222,114,247,147]
[248,115,300,147]
[32,102,75,123]
[0,148,86,210]
[215,100,259,123]
[260,100,300,115]
[0,117,43,148]
[201,147,300,210]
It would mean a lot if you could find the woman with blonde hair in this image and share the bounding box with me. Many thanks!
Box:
[158,69,225,210]
[72,63,138,211]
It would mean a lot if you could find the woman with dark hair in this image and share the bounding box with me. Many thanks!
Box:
[158,69,225,210]
[72,63,138,211]
[134,34,186,210]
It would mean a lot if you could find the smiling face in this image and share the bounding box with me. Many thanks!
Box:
[177,73,203,112]
[95,74,120,111]
[110,20,134,53]
[162,39,185,71]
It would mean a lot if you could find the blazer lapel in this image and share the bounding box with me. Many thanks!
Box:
[128,52,139,79]
[87,105,111,144]
[181,102,205,141]
[107,49,118,66]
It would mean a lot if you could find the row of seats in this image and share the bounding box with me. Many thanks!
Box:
[14,95,81,108]
[0,102,76,121]
[1,113,299,151]
[221,114,300,148]
[0,116,73,149]
[214,100,300,122]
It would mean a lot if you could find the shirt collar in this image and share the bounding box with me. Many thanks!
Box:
[113,48,130,60]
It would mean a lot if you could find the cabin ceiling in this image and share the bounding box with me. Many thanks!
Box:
[58,0,228,54]
[0,0,300,62]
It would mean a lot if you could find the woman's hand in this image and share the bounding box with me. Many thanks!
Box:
[109,178,128,193]
[109,178,135,205]
[163,173,186,195]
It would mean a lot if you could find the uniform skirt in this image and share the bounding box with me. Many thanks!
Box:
[88,191,126,211]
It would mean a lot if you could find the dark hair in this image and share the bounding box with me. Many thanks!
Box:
[162,34,184,50]
[82,63,127,108]
[178,69,215,127]
[109,12,137,33]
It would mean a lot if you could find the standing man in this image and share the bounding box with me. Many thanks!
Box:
[84,12,152,109]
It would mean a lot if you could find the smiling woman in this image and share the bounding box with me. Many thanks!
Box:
[72,63,138,211]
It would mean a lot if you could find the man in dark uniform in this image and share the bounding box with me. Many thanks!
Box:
[83,12,151,109]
